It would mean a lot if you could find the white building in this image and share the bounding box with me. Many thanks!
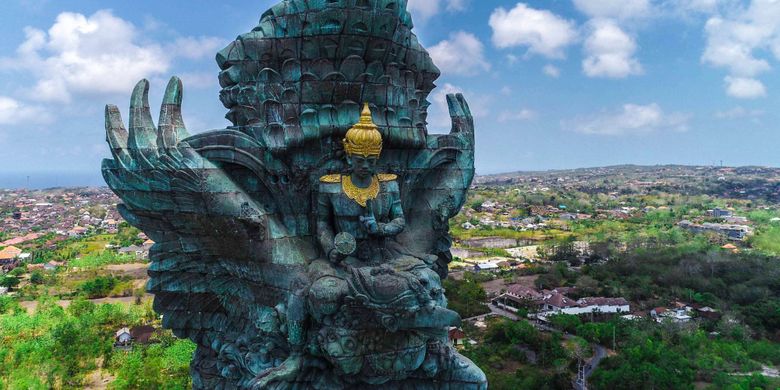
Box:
[473,262,500,272]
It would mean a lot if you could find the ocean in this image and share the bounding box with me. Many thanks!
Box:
[0,171,106,190]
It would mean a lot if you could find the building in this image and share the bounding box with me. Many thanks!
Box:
[115,328,132,347]
[573,297,631,315]
[651,307,692,323]
[708,208,733,218]
[539,292,580,313]
[498,285,631,321]
[119,245,148,260]
[448,327,467,347]
[473,262,500,272]
[492,285,544,313]
[0,246,23,269]
[68,226,88,237]
[44,261,65,271]
[0,233,41,247]
[678,220,753,241]
[102,219,119,233]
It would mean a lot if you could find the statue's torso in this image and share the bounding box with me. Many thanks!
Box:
[319,175,400,241]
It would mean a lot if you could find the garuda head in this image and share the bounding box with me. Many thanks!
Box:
[214,0,441,154]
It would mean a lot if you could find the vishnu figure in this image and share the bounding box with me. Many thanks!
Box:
[253,104,486,389]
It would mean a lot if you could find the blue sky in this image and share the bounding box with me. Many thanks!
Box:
[1,0,780,187]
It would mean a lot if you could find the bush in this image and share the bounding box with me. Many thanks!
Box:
[79,276,119,298]
[29,270,46,285]
[443,277,490,318]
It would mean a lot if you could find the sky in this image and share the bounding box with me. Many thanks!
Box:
[1,0,780,187]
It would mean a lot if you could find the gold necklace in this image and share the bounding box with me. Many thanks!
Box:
[342,175,379,207]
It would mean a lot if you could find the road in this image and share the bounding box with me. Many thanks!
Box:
[572,340,607,390]
[585,344,608,377]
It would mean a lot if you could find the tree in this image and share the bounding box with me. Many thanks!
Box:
[548,314,581,333]
[443,277,489,318]
[575,275,600,297]
[8,266,26,277]
[535,273,562,290]
[0,275,20,291]
[30,270,46,285]
[591,338,696,389]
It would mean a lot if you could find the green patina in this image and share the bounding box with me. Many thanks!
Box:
[102,1,485,388]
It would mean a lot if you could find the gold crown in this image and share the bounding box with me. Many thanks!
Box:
[343,103,383,158]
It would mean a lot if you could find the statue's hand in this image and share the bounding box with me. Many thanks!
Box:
[250,353,303,390]
[359,215,380,235]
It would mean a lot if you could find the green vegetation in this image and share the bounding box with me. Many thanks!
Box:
[462,318,586,389]
[583,241,780,336]
[0,276,20,291]
[110,336,195,389]
[69,251,138,269]
[0,297,194,389]
[79,275,131,299]
[450,171,780,389]
[443,275,490,318]
[750,226,780,255]
[587,320,780,389]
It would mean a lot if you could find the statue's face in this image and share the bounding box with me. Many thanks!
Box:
[347,155,378,179]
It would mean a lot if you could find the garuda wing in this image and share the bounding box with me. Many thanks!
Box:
[102,77,315,347]
[397,94,475,278]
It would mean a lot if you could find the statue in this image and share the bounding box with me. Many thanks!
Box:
[102,1,485,389]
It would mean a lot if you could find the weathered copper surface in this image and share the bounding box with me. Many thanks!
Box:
[102,1,484,388]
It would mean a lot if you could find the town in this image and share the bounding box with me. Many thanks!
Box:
[1,165,780,389]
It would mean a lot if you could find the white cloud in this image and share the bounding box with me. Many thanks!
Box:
[543,64,561,78]
[407,0,440,21]
[669,0,723,15]
[498,108,537,122]
[429,31,490,76]
[168,37,226,60]
[702,17,772,76]
[0,10,223,103]
[701,1,780,98]
[427,83,489,133]
[0,96,52,125]
[407,0,469,21]
[16,11,168,103]
[715,106,764,119]
[489,3,578,59]
[582,19,643,78]
[178,72,218,89]
[573,0,654,20]
[446,0,468,12]
[725,76,767,98]
[568,103,690,136]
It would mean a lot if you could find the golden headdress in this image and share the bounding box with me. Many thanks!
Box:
[343,103,382,158]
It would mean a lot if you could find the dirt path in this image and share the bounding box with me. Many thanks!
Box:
[105,262,149,278]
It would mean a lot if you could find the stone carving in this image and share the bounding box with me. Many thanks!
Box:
[101,1,484,388]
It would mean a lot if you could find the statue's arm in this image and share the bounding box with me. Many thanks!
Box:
[316,188,336,257]
[379,181,406,237]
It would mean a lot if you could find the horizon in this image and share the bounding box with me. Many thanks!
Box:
[2,162,778,190]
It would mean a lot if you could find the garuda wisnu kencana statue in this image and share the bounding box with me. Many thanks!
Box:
[102,1,485,389]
